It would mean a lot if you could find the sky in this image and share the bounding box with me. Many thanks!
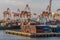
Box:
[0,0,60,19]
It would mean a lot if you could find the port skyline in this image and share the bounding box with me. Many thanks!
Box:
[0,0,60,20]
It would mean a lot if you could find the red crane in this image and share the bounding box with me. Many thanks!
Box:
[25,4,31,18]
[3,8,11,20]
[46,0,52,14]
[20,4,31,18]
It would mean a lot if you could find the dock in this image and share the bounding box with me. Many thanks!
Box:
[5,30,60,37]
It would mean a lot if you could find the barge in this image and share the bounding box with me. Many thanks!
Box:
[5,30,60,37]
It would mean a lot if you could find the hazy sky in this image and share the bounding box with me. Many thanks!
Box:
[0,0,60,19]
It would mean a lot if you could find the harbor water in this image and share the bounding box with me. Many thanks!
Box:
[0,30,60,40]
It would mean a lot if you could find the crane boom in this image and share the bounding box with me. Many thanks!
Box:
[49,0,52,13]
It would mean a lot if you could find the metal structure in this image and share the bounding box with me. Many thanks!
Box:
[3,8,11,21]
[12,9,20,20]
[49,0,52,14]
[17,9,20,19]
[24,4,31,18]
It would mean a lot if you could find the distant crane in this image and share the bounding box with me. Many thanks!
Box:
[46,0,52,14]
[25,4,31,18]
[20,4,32,32]
[3,8,11,21]
[20,4,31,19]
[49,0,52,14]
[12,9,20,20]
[17,9,20,20]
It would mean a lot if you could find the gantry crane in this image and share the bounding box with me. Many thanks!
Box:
[24,4,31,22]
[3,8,11,21]
[49,0,52,14]
[20,4,32,32]
[12,9,20,21]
